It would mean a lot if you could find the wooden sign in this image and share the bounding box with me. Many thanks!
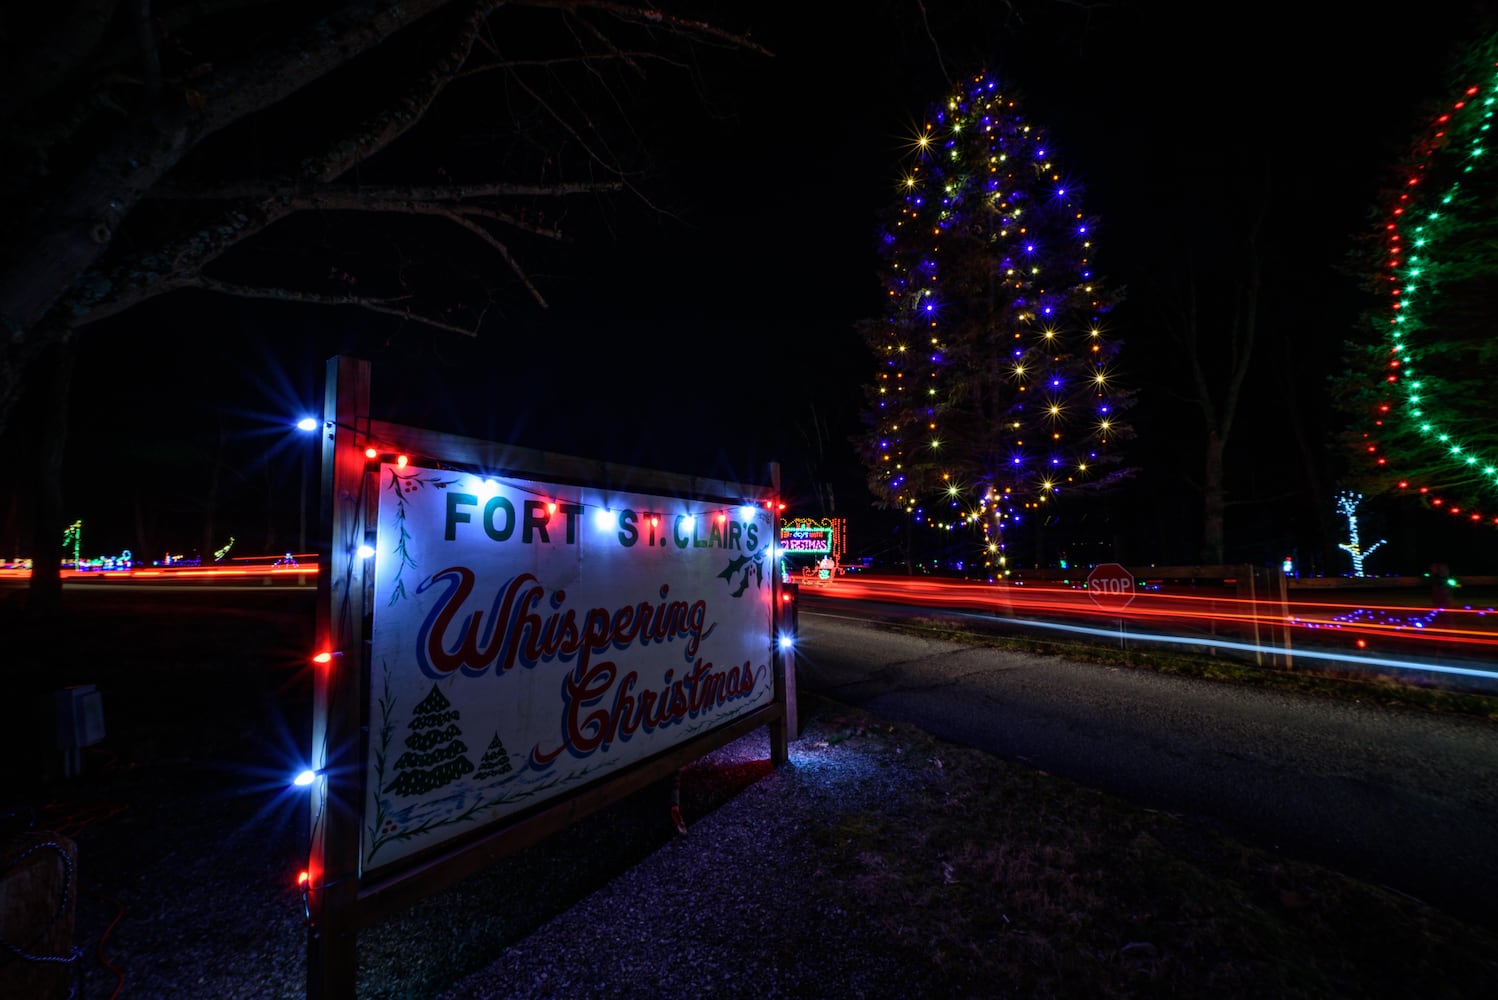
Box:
[364,467,775,869]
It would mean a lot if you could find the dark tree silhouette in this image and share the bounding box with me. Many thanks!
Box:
[0,1,767,611]
[1158,201,1266,567]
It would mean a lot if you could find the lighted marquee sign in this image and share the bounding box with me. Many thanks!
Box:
[778,525,833,554]
[366,464,774,869]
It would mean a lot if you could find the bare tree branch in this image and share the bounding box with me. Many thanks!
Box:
[150,179,625,204]
[501,63,629,178]
[0,0,454,337]
[526,0,772,56]
[440,210,548,305]
[0,0,771,616]
[196,275,484,335]
[301,0,498,183]
[459,51,692,76]
[0,0,770,450]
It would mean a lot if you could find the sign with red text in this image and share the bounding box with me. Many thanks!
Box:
[364,464,774,869]
[1087,562,1135,611]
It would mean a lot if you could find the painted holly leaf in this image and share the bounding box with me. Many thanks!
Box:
[717,553,763,597]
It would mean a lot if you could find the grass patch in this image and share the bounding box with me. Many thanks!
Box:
[799,696,1498,998]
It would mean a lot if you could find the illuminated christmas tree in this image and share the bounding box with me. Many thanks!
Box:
[1336,491,1386,576]
[1336,31,1498,526]
[855,71,1133,574]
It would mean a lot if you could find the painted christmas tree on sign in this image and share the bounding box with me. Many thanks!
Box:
[384,684,474,797]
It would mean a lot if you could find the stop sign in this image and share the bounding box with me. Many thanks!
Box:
[1087,562,1135,610]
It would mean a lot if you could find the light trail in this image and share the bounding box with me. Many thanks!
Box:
[814,575,1498,648]
[7,558,1495,681]
[923,608,1498,684]
[803,574,1498,689]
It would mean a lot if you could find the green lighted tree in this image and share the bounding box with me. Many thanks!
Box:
[855,71,1134,575]
[1334,31,1498,525]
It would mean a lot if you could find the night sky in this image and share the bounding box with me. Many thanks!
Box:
[31,2,1498,571]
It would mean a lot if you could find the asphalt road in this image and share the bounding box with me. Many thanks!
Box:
[792,604,1498,927]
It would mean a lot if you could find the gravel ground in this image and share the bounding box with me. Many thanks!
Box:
[20,698,931,1000]
[439,724,923,1000]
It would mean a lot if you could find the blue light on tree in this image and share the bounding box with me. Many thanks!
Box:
[854,71,1135,575]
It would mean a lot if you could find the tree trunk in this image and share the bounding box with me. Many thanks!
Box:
[24,338,76,617]
[201,422,225,563]
[132,491,153,563]
[902,512,914,575]
[1278,331,1337,571]
[1201,430,1227,565]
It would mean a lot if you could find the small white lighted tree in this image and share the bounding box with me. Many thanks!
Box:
[1336,491,1386,576]
[62,519,82,566]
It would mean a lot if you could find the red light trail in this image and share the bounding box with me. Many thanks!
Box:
[806,574,1498,660]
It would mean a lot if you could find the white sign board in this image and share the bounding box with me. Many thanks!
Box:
[364,464,775,869]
